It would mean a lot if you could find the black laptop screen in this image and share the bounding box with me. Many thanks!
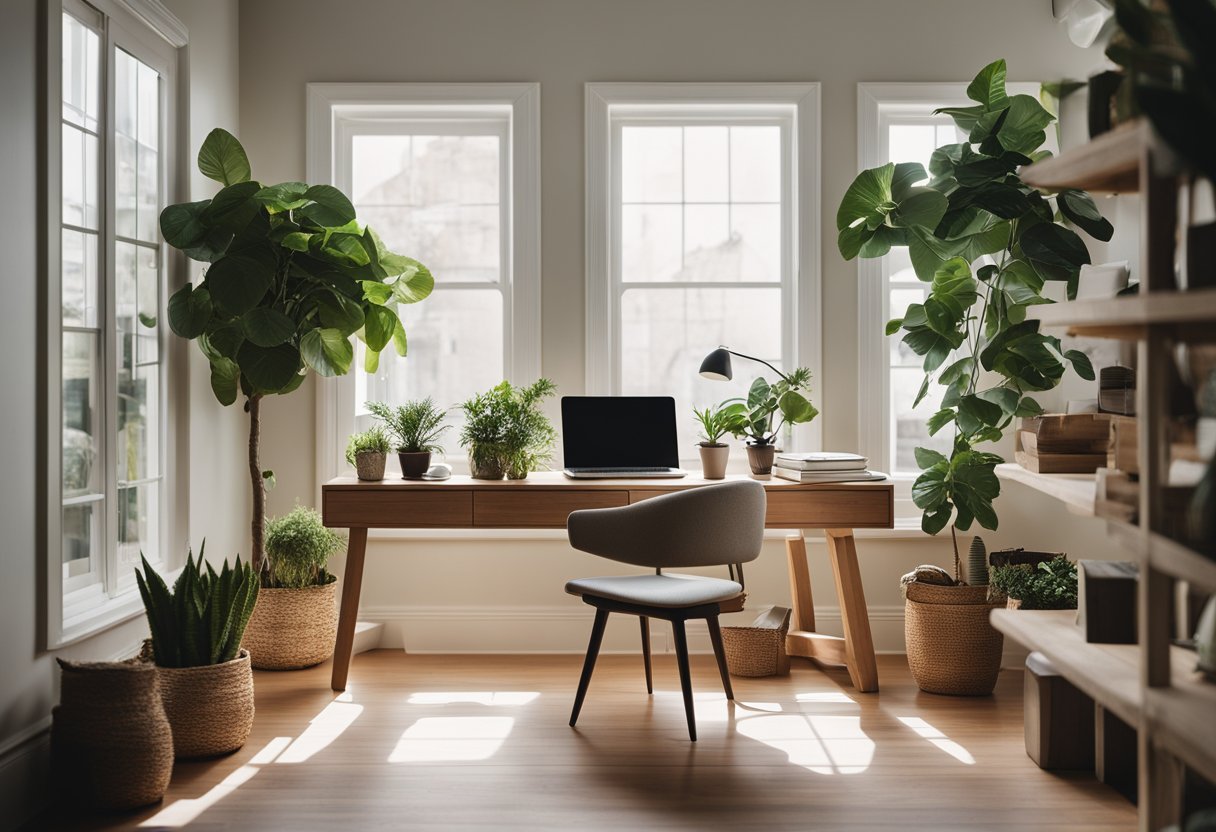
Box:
[561,396,681,469]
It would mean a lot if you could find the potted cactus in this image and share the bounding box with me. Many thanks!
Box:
[346,425,391,481]
[135,548,258,758]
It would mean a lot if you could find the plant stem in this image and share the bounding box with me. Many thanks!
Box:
[951,524,961,582]
[248,393,265,572]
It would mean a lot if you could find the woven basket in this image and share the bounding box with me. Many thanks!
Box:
[242,578,339,670]
[51,659,173,810]
[904,583,1004,696]
[355,451,386,481]
[721,619,791,677]
[153,647,255,759]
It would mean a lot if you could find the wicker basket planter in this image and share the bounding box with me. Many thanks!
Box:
[51,659,173,810]
[354,450,386,481]
[904,582,1004,696]
[722,621,790,677]
[155,648,255,759]
[242,578,339,670]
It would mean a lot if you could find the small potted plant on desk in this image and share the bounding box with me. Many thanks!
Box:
[460,379,558,480]
[693,404,732,479]
[367,398,449,479]
[345,425,391,481]
[241,506,345,670]
[719,369,818,477]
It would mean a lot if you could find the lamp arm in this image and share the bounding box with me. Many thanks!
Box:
[721,347,790,383]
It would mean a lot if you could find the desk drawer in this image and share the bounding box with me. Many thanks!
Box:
[323,490,472,528]
[630,488,891,528]
[474,491,629,527]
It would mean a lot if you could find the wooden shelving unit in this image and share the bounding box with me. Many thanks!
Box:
[1007,122,1216,831]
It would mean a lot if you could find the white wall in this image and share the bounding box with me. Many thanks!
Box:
[0,2,242,827]
[236,0,1139,656]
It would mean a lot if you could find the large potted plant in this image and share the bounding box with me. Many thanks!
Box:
[693,404,732,479]
[459,379,558,480]
[837,60,1110,695]
[367,398,449,479]
[135,548,258,758]
[241,507,345,670]
[160,128,432,571]
[719,369,818,476]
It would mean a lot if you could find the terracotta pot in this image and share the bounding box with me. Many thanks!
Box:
[154,648,255,759]
[746,443,776,476]
[398,450,432,479]
[698,444,729,479]
[355,450,386,481]
[242,578,339,670]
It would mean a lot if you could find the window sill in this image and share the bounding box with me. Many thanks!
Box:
[52,566,180,650]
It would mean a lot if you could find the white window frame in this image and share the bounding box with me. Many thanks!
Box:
[855,82,1039,522]
[44,0,187,649]
[307,83,541,488]
[585,83,822,457]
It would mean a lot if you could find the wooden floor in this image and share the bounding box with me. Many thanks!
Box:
[46,651,1135,831]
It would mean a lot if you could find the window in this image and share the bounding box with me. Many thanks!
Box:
[308,84,540,481]
[48,0,184,646]
[586,84,821,460]
[855,83,1041,515]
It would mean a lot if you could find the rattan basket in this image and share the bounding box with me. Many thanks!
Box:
[721,611,791,677]
[51,659,173,810]
[242,578,339,670]
[904,582,1004,696]
[151,647,255,759]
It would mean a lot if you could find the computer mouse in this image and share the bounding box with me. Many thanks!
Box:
[422,462,452,481]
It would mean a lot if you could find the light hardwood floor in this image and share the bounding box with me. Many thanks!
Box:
[46,651,1135,831]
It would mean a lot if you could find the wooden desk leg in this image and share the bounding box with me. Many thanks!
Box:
[825,528,879,693]
[331,527,368,692]
[786,534,815,633]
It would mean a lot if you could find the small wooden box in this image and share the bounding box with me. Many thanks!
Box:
[1024,651,1095,771]
[1078,560,1138,644]
[1020,413,1114,452]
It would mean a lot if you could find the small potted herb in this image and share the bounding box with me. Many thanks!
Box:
[367,399,449,479]
[460,379,558,480]
[345,425,391,481]
[719,369,818,476]
[693,404,731,479]
[991,557,1078,610]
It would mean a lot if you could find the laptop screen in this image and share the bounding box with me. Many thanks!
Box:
[561,396,681,469]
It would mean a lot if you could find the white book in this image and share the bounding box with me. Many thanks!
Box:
[774,451,868,471]
[773,467,887,484]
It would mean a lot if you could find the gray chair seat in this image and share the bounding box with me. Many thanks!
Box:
[566,574,743,608]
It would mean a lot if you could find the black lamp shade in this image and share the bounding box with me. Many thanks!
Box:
[699,348,733,381]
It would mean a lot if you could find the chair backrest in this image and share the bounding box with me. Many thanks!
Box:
[566,480,766,569]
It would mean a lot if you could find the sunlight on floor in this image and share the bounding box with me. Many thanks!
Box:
[897,716,976,764]
[139,765,259,828]
[248,736,293,765]
[737,714,875,774]
[388,716,515,762]
[276,701,365,764]
[407,691,540,706]
[795,691,856,705]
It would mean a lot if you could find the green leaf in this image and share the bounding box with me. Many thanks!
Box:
[1015,396,1045,418]
[391,260,435,304]
[197,128,251,187]
[361,281,394,305]
[891,162,928,201]
[254,181,309,213]
[281,231,314,252]
[160,200,211,249]
[922,502,954,535]
[996,95,1054,156]
[240,307,296,347]
[1020,222,1091,281]
[912,462,951,510]
[915,447,948,469]
[300,327,354,377]
[363,305,397,352]
[318,294,366,335]
[1064,348,1096,381]
[209,357,240,406]
[957,394,1004,435]
[1057,190,1114,242]
[890,188,949,230]
[885,318,903,336]
[206,246,277,316]
[836,163,894,233]
[202,181,262,232]
[237,342,300,392]
[978,386,1020,415]
[967,59,1009,110]
[927,408,955,436]
[392,318,408,356]
[297,185,357,227]
[167,284,212,339]
[747,377,772,409]
[363,344,381,373]
[777,390,818,425]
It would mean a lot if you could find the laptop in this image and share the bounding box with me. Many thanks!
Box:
[561,396,687,479]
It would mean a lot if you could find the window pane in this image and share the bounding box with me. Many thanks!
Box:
[359,290,504,444]
[116,133,138,239]
[621,205,681,282]
[682,204,730,281]
[729,126,780,203]
[62,124,98,229]
[621,126,682,203]
[117,50,159,242]
[137,146,159,243]
[137,247,160,364]
[620,287,782,453]
[62,332,99,496]
[684,126,728,203]
[62,502,99,572]
[62,229,99,328]
[891,366,950,474]
[62,13,99,132]
[118,484,159,568]
[730,204,781,282]
[137,60,158,150]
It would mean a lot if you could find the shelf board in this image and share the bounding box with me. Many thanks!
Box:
[1029,288,1216,341]
[995,463,1095,516]
[1147,532,1216,593]
[1146,673,1216,786]
[991,609,1140,725]
[1020,122,1144,194]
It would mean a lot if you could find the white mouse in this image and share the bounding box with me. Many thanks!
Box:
[422,462,452,481]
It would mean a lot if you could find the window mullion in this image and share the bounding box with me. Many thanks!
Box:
[101,19,118,597]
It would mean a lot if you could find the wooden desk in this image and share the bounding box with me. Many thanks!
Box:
[321,473,894,693]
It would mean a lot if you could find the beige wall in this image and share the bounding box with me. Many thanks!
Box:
[0,2,242,827]
[237,0,1138,655]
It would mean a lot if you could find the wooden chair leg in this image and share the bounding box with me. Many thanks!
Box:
[570,608,609,727]
[705,614,734,700]
[639,616,653,694]
[671,619,697,741]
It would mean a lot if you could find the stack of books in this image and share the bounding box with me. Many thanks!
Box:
[772,453,886,483]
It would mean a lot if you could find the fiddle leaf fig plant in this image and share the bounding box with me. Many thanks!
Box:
[161,128,433,569]
[838,60,1110,576]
